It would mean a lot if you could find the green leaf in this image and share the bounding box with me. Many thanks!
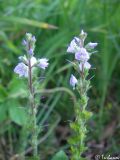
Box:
[8,76,28,99]
[51,150,68,160]
[8,100,27,126]
[82,110,92,120]
[1,16,58,29]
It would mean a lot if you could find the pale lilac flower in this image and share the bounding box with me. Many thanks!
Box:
[79,62,91,71]
[38,58,49,69]
[67,37,80,53]
[75,48,89,62]
[70,74,78,89]
[14,62,28,77]
[87,42,98,49]
[30,56,37,67]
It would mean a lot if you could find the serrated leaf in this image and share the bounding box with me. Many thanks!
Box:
[51,150,68,160]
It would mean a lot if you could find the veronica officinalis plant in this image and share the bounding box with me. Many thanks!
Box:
[67,30,97,160]
[14,33,49,159]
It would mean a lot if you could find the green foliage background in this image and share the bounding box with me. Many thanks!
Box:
[0,0,120,159]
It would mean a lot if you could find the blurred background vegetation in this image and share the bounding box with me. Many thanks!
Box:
[0,0,120,159]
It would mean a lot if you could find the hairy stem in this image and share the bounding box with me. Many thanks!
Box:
[70,70,89,160]
[28,58,38,158]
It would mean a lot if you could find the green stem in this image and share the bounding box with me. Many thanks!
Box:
[70,70,89,160]
[28,58,38,158]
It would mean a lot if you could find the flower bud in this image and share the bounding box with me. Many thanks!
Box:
[31,36,36,42]
[70,74,78,89]
[28,48,34,55]
[79,30,87,41]
[26,33,32,41]
[22,39,27,46]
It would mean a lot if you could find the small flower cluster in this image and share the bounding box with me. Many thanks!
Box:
[67,30,97,89]
[14,33,49,77]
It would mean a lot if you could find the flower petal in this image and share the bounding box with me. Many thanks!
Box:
[67,37,80,53]
[79,62,91,71]
[75,48,89,62]
[38,58,49,69]
[14,62,28,77]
